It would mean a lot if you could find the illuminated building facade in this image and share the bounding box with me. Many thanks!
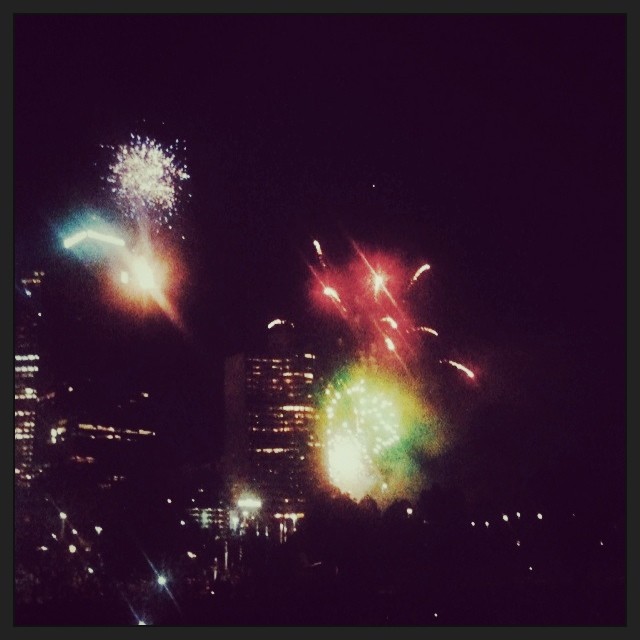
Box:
[47,419,156,491]
[224,323,317,519]
[14,270,45,487]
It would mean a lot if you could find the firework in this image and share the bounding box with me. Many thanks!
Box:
[110,237,186,332]
[309,240,477,380]
[309,240,421,367]
[105,134,190,230]
[317,363,446,504]
[323,286,342,304]
[410,262,431,284]
[415,326,438,336]
[320,365,419,500]
[309,239,479,504]
[381,315,399,330]
[440,359,475,379]
[313,239,328,271]
[384,336,396,352]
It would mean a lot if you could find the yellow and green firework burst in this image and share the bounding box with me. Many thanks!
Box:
[318,363,441,503]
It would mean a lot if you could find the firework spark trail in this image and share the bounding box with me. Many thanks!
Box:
[410,262,431,284]
[381,315,398,330]
[373,318,412,375]
[440,359,475,379]
[105,134,190,232]
[415,326,439,336]
[323,286,342,304]
[313,239,329,271]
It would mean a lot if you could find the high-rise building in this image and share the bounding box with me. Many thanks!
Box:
[14,270,45,487]
[224,322,318,520]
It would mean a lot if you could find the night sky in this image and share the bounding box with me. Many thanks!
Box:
[14,14,626,508]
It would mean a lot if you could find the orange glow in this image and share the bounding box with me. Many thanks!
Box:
[107,236,187,331]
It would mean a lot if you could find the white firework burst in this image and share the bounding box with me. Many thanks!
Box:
[105,134,190,230]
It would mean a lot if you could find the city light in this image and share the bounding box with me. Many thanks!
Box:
[68,544,77,553]
[502,514,509,522]
[157,575,167,586]
[237,497,262,509]
[94,526,103,535]
[537,513,543,520]
[59,512,67,520]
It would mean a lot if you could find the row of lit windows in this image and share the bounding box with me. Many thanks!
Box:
[15,410,35,417]
[15,425,34,433]
[249,362,314,372]
[70,455,95,464]
[281,404,314,412]
[249,410,312,420]
[15,365,39,372]
[248,353,315,367]
[78,423,155,437]
[249,423,310,430]
[15,393,38,400]
[15,354,39,361]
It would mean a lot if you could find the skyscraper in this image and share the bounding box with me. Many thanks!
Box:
[224,322,318,520]
[14,270,45,487]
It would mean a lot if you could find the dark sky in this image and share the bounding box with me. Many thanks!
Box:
[14,14,626,506]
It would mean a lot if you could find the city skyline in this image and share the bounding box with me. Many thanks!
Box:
[15,14,626,506]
